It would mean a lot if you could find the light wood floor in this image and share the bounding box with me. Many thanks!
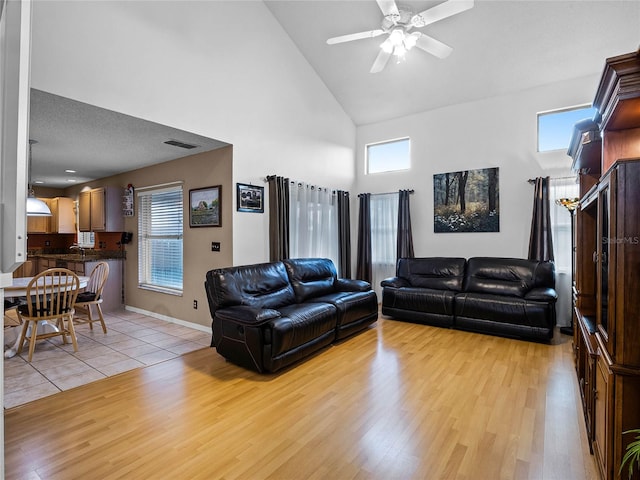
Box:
[5,318,598,480]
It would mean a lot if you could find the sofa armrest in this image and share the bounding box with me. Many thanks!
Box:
[381,277,410,288]
[335,278,371,292]
[215,305,281,326]
[525,287,558,302]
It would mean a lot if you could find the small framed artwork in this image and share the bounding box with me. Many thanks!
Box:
[237,183,264,213]
[189,185,221,227]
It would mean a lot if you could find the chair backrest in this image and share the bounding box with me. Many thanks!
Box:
[86,262,110,297]
[24,268,80,319]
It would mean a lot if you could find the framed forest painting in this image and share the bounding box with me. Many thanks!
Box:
[433,167,499,233]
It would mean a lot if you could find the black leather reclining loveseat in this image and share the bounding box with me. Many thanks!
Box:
[205,258,378,373]
[381,257,557,341]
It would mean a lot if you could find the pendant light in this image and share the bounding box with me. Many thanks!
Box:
[26,139,52,216]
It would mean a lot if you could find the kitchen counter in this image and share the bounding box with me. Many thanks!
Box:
[32,252,125,262]
[30,253,125,311]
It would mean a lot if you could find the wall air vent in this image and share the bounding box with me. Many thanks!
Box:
[164,139,199,149]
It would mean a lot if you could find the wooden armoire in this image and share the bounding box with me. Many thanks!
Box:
[570,49,640,480]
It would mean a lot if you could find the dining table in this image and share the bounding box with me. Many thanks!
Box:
[3,275,90,358]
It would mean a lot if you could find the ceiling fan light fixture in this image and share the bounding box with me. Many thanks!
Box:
[389,28,404,46]
[380,37,394,54]
[404,32,420,50]
[394,44,407,61]
[328,0,473,73]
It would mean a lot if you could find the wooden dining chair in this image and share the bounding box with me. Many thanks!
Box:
[73,261,110,334]
[16,268,80,362]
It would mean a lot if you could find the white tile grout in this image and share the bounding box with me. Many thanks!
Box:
[3,309,211,409]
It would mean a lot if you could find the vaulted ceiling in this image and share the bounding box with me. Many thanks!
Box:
[265,0,640,125]
[29,1,640,188]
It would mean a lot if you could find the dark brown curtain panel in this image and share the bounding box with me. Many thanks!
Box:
[267,175,290,261]
[528,176,554,261]
[356,193,372,284]
[337,190,351,278]
[397,189,414,259]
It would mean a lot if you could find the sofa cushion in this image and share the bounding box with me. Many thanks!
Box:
[383,286,456,316]
[206,261,295,311]
[454,292,553,328]
[309,290,378,332]
[463,257,543,298]
[283,258,338,302]
[397,257,466,291]
[268,302,337,356]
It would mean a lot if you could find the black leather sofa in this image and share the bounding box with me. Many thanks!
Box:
[381,257,557,341]
[205,258,378,373]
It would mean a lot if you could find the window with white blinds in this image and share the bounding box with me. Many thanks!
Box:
[137,184,183,295]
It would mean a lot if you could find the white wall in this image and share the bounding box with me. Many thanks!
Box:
[29,0,356,267]
[355,74,599,259]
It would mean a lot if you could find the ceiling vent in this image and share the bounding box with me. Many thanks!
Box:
[164,139,199,149]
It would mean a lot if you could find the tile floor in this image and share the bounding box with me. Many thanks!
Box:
[3,309,211,409]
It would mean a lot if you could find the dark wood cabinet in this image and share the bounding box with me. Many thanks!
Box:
[571,50,640,480]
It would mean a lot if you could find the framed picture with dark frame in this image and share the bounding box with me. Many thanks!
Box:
[236,183,264,213]
[189,185,221,227]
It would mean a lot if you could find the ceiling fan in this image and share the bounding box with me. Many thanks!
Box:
[326,0,474,73]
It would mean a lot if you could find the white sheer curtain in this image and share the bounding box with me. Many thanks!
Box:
[289,180,339,269]
[371,192,398,298]
[550,176,579,328]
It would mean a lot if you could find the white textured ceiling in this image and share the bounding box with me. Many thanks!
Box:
[265,0,640,125]
[29,89,229,189]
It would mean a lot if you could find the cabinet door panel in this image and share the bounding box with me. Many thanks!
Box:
[594,355,612,480]
[79,191,91,232]
[50,197,75,234]
[90,188,106,231]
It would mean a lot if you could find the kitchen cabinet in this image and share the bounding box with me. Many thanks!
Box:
[27,197,75,234]
[37,257,57,273]
[49,197,75,234]
[79,186,124,232]
[26,198,51,233]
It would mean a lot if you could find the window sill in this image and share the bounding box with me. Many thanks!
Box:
[138,284,183,296]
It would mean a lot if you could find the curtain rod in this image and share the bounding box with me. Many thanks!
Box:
[528,176,576,184]
[358,190,414,198]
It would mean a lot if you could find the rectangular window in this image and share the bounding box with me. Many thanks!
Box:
[137,184,183,295]
[537,105,597,152]
[366,137,410,174]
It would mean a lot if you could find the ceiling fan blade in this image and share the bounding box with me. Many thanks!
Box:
[411,0,474,28]
[370,49,392,73]
[376,0,400,18]
[415,34,453,59]
[327,29,385,45]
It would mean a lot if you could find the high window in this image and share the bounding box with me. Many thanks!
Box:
[537,105,597,152]
[366,137,410,174]
[137,183,183,295]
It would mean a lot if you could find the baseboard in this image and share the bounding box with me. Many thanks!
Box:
[124,305,210,333]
